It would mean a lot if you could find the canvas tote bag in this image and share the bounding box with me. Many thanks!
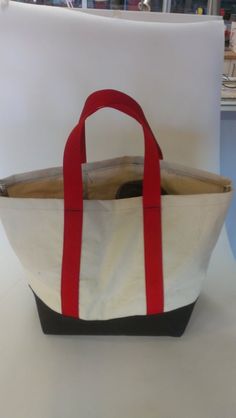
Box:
[0,90,232,336]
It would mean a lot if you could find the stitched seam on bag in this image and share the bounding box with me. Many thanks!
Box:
[0,173,63,188]
[0,200,231,211]
[86,157,229,189]
[87,162,230,190]
[0,167,62,183]
[83,157,143,171]
[162,166,231,188]
[0,207,141,212]
[85,162,231,194]
[85,163,143,175]
[1,163,230,190]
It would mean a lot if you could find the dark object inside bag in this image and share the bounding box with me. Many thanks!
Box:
[116,180,168,199]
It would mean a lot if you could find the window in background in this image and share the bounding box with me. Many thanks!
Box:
[221,0,236,15]
[170,0,208,14]
[12,0,163,10]
[87,0,163,11]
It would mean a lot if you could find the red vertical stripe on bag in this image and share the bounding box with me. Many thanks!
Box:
[61,211,82,318]
[143,131,164,314]
[61,124,84,318]
[144,207,164,314]
[80,125,87,163]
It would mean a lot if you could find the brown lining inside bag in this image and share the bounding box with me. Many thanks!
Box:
[7,177,64,199]
[3,159,231,200]
[6,175,145,200]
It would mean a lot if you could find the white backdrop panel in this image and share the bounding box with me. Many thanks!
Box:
[0,3,224,176]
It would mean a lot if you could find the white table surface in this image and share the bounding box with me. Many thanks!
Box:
[0,220,235,418]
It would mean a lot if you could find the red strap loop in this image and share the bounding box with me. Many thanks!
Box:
[61,89,164,318]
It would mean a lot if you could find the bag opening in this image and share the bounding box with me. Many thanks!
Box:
[0,157,232,200]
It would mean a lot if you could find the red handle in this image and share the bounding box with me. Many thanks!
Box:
[61,90,164,318]
[63,89,163,211]
[79,90,163,164]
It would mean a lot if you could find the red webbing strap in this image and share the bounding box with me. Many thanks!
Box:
[61,89,164,318]
[79,91,162,164]
[80,125,86,163]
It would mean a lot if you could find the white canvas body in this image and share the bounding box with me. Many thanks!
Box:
[0,157,232,320]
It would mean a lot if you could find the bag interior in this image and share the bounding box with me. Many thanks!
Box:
[0,158,232,199]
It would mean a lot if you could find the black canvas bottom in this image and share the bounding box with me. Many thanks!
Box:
[33,292,197,337]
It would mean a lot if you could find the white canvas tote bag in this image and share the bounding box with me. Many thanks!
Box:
[0,90,232,336]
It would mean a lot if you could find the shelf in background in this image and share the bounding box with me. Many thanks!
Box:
[221,100,236,111]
